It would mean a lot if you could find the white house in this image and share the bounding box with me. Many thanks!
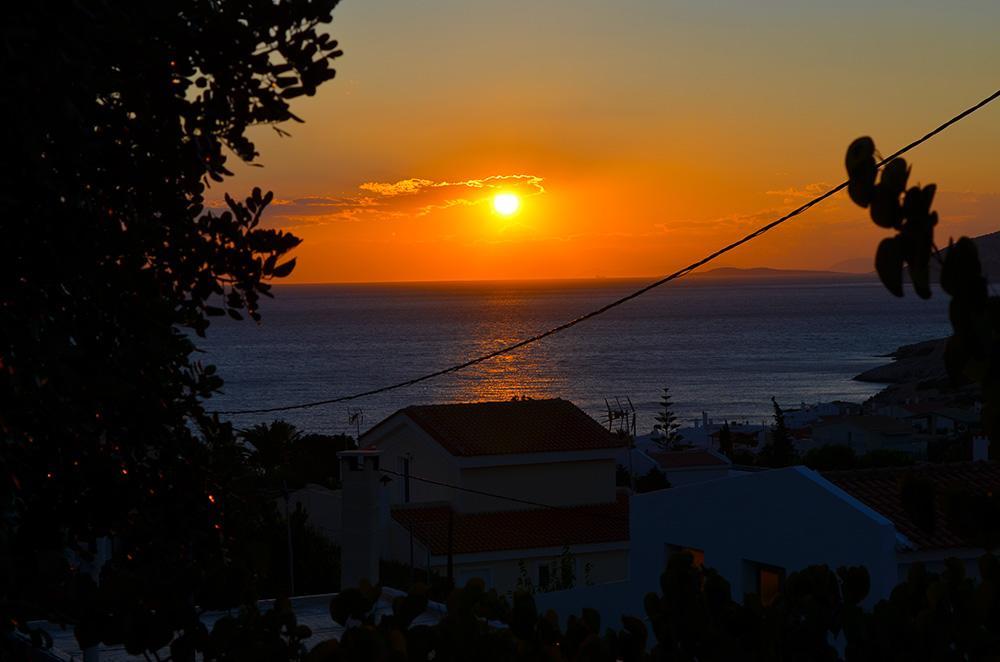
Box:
[342,398,631,594]
[537,458,1000,630]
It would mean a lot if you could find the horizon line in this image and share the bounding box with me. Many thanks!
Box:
[277,265,873,287]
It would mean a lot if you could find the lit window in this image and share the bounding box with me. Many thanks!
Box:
[744,560,785,606]
[666,544,705,568]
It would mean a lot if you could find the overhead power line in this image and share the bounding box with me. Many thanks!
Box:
[214,88,1000,416]
[379,467,629,523]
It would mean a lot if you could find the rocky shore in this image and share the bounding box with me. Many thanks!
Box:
[855,337,980,407]
[854,338,947,384]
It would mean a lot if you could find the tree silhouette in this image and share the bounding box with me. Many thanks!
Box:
[718,422,734,457]
[757,397,798,467]
[654,387,683,449]
[1,1,342,656]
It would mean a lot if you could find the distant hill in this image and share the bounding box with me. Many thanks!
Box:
[828,257,873,274]
[829,230,1000,280]
[695,267,871,281]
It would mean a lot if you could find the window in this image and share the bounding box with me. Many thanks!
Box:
[744,560,785,606]
[399,456,411,503]
[666,544,705,568]
[537,563,550,589]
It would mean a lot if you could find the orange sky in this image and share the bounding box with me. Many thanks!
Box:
[218,0,1000,284]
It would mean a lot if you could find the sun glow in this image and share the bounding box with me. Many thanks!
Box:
[492,192,520,216]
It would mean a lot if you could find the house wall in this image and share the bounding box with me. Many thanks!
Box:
[383,516,628,595]
[365,416,461,505]
[432,547,629,596]
[457,460,616,511]
[629,467,900,608]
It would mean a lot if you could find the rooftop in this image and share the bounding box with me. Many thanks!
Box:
[391,492,629,555]
[824,461,1000,551]
[366,398,623,457]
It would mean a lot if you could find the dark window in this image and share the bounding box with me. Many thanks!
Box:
[538,563,550,588]
[400,456,411,503]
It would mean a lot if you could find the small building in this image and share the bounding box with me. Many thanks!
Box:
[347,398,631,594]
[911,407,980,436]
[811,415,923,455]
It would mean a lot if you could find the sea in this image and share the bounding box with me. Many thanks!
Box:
[197,275,951,437]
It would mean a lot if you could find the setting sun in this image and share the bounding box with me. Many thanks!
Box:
[492,192,520,216]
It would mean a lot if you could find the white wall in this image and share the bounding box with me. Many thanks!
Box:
[663,467,731,488]
[458,460,616,511]
[630,467,899,607]
[365,415,460,505]
[538,467,900,629]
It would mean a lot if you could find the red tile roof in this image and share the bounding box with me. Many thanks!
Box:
[648,450,731,469]
[368,398,623,457]
[824,462,1000,551]
[390,493,629,555]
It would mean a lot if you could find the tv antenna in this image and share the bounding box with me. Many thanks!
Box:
[603,396,636,438]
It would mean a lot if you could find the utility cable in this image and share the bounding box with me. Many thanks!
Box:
[380,468,630,523]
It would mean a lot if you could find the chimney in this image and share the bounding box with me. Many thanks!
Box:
[339,449,383,590]
[972,436,990,462]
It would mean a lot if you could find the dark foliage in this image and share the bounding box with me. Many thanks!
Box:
[242,421,355,490]
[845,137,1000,441]
[617,465,672,493]
[756,397,798,467]
[635,466,671,493]
[718,423,733,457]
[311,552,1000,661]
[654,387,683,449]
[1,0,342,656]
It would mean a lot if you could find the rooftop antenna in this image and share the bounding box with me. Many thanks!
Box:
[604,397,625,434]
[624,396,637,438]
[605,395,637,491]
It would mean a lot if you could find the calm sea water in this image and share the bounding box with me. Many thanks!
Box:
[198,277,950,436]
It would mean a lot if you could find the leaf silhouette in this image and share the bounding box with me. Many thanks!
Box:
[845,136,877,207]
[875,236,905,297]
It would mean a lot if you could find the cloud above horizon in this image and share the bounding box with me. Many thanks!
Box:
[258,174,545,228]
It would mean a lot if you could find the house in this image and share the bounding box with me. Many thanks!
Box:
[912,407,980,436]
[536,465,900,629]
[824,459,1000,577]
[343,398,631,594]
[811,415,923,455]
[537,452,1000,631]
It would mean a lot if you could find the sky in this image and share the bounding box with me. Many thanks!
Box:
[220,0,1000,284]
